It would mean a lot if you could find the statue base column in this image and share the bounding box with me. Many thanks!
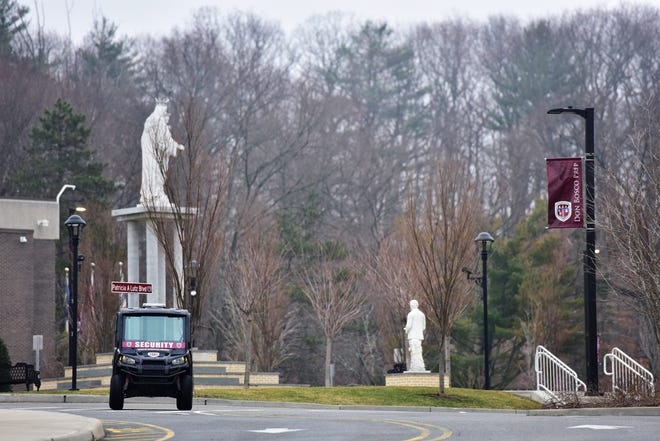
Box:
[112,205,193,307]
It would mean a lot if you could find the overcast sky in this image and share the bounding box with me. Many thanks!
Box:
[22,0,660,43]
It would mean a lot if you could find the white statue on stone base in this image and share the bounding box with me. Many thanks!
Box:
[140,99,184,206]
[404,299,427,372]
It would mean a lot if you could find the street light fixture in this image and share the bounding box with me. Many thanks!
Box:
[475,231,494,390]
[547,106,598,395]
[64,213,86,391]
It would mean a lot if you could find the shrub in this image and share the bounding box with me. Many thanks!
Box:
[0,337,11,392]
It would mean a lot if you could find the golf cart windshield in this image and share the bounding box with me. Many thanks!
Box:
[122,315,186,349]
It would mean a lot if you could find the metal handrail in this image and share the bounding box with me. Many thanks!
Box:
[603,347,654,396]
[535,345,586,402]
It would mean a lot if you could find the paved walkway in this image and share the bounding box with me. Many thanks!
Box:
[0,408,104,441]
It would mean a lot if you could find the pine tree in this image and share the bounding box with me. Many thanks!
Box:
[452,201,581,389]
[0,0,28,58]
[9,98,116,202]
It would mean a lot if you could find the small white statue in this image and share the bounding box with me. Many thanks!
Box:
[140,99,184,206]
[404,299,427,372]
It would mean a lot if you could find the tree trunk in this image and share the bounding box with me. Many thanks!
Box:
[325,337,333,387]
[243,318,252,388]
[444,335,451,391]
[438,334,446,396]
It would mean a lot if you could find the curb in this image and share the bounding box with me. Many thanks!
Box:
[2,392,659,416]
[52,416,105,441]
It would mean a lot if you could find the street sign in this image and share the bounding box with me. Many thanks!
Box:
[33,335,43,371]
[111,281,153,294]
[33,335,43,351]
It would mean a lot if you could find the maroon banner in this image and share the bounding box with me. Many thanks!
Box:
[546,157,584,229]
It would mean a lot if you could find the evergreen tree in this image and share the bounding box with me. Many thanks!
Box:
[0,0,28,58]
[76,17,136,85]
[452,201,581,389]
[9,98,116,202]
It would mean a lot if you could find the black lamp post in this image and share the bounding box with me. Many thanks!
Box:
[189,260,199,346]
[64,214,86,391]
[547,106,598,396]
[475,231,494,390]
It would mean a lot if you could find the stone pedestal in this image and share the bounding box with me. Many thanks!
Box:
[112,205,194,307]
[385,372,450,388]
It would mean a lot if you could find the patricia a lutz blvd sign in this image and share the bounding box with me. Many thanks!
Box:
[111,281,153,294]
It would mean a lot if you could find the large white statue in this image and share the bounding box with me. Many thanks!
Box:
[140,99,184,206]
[404,299,427,372]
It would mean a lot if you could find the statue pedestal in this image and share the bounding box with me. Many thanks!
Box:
[385,372,450,388]
[112,205,195,307]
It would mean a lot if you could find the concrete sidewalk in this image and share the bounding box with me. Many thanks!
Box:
[0,393,107,441]
[0,409,104,441]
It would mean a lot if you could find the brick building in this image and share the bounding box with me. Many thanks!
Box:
[0,198,60,377]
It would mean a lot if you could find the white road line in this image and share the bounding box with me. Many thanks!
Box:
[249,428,305,434]
[568,425,633,430]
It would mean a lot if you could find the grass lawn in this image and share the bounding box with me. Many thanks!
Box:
[32,385,540,410]
[194,386,541,410]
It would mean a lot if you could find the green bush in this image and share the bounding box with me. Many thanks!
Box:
[0,336,11,392]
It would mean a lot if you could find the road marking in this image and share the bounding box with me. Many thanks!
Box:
[249,428,305,434]
[193,410,218,416]
[102,420,175,440]
[385,420,453,441]
[195,409,453,440]
[569,424,633,430]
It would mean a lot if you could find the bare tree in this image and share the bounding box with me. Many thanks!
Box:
[411,19,486,171]
[300,22,426,249]
[142,96,231,338]
[403,158,483,395]
[600,98,660,376]
[0,60,56,195]
[222,219,289,387]
[301,260,366,386]
[365,230,416,369]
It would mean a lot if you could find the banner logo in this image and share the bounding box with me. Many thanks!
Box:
[554,201,572,222]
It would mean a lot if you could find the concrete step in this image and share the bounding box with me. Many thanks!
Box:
[42,356,279,390]
[94,353,113,364]
[95,349,219,364]
[51,379,103,390]
[47,374,242,390]
[194,376,240,386]
[67,362,234,376]
[64,366,113,379]
[44,373,271,389]
[193,365,227,375]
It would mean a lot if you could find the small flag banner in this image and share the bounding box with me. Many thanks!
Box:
[546,157,584,229]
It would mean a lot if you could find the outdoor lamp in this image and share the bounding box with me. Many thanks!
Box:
[65,214,86,239]
[64,213,86,390]
[475,231,494,390]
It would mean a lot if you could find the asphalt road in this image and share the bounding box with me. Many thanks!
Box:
[1,399,659,441]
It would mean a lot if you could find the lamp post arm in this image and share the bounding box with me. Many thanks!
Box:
[56,184,76,204]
